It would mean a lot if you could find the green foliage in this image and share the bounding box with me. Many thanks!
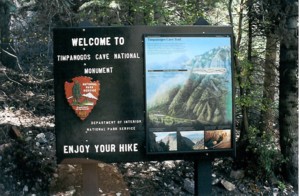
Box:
[3,0,288,186]
[76,0,216,25]
[2,0,17,13]
[246,126,285,181]
[235,58,265,120]
[78,0,116,24]
[277,180,286,191]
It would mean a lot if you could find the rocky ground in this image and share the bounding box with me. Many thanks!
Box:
[0,125,297,196]
[0,68,297,195]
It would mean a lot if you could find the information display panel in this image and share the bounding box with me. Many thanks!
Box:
[144,35,234,155]
[54,26,235,164]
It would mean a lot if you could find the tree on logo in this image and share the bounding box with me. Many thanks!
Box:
[72,81,81,105]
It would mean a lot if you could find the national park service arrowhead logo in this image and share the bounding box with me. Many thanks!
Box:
[64,76,100,120]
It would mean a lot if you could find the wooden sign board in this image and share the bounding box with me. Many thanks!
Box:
[53,26,235,164]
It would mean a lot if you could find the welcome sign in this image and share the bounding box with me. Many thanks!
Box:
[53,26,235,164]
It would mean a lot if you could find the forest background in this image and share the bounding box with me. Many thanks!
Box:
[0,0,298,194]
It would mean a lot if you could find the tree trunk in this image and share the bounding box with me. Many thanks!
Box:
[279,0,298,190]
[228,0,248,141]
[134,0,146,25]
[240,0,254,140]
[0,1,10,41]
[260,33,277,133]
[0,1,16,68]
[153,0,166,25]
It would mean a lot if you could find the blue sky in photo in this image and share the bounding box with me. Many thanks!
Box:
[154,131,176,142]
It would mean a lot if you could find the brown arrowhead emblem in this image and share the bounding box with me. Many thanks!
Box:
[64,76,100,120]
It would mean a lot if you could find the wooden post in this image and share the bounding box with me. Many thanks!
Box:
[82,163,99,195]
[194,159,212,195]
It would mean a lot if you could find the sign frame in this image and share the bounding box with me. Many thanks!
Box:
[53,26,236,164]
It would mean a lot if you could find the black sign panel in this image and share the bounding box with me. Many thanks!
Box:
[53,26,235,164]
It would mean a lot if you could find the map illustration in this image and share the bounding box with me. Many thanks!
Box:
[145,36,233,130]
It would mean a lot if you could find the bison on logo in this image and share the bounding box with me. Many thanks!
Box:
[64,76,100,120]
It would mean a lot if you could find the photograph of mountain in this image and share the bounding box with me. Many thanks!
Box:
[179,131,205,151]
[149,131,177,152]
[148,130,206,153]
[145,36,233,129]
